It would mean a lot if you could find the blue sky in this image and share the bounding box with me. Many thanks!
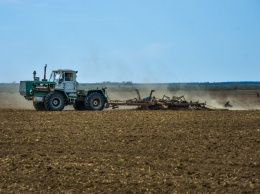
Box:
[0,0,259,83]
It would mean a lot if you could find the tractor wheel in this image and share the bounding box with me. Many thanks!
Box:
[73,100,86,110]
[85,93,105,111]
[33,102,46,111]
[44,92,65,111]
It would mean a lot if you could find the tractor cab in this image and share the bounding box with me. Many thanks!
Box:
[49,69,79,93]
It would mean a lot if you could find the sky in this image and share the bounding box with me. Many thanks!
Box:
[0,0,259,83]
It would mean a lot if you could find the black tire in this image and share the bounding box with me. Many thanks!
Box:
[73,100,86,110]
[33,102,46,111]
[44,92,65,111]
[84,93,105,111]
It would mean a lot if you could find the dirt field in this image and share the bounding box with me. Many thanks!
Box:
[0,91,260,193]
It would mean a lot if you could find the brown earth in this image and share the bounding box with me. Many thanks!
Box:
[0,91,260,193]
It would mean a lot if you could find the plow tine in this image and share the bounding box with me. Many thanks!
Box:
[135,89,141,100]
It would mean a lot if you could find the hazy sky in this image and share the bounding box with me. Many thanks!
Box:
[0,0,259,83]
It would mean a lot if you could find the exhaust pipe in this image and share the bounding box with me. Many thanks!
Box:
[42,64,47,81]
[33,71,36,80]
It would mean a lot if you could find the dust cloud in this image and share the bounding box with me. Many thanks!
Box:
[106,88,260,110]
[0,93,33,109]
[1,88,260,110]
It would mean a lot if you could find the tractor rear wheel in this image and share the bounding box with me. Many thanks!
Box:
[73,100,86,110]
[33,102,46,111]
[44,92,65,111]
[85,93,105,111]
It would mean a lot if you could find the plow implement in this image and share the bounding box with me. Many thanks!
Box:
[109,89,207,110]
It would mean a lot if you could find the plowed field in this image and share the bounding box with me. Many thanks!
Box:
[0,109,260,193]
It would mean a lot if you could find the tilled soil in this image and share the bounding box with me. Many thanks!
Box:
[0,109,259,193]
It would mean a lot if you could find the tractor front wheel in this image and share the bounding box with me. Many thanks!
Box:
[44,92,65,111]
[85,93,105,111]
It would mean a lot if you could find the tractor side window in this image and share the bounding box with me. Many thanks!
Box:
[59,73,64,83]
[49,72,55,82]
[65,73,73,81]
[49,72,63,83]
[55,72,63,82]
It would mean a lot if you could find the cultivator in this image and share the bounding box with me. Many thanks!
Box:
[109,90,207,110]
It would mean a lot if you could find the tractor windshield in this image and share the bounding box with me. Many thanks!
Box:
[49,72,63,84]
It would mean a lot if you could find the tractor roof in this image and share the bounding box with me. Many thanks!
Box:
[52,69,77,73]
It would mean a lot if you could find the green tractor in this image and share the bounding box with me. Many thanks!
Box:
[19,65,108,111]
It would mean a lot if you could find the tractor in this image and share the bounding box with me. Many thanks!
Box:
[19,65,108,111]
